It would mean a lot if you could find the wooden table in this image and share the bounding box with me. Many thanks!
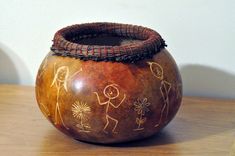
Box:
[0,85,234,156]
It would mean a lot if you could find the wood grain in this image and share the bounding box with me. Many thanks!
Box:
[0,84,234,156]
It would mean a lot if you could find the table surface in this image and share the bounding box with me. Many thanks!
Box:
[0,85,234,156]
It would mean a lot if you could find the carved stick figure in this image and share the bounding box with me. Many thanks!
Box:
[94,84,126,134]
[176,83,182,99]
[36,89,50,117]
[39,102,50,117]
[51,64,82,129]
[38,55,49,79]
[147,62,172,127]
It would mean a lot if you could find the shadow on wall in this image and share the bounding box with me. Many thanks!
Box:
[180,64,235,99]
[0,42,32,84]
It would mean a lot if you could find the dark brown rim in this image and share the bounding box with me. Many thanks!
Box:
[51,22,166,62]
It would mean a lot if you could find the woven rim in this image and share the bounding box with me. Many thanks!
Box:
[51,22,166,62]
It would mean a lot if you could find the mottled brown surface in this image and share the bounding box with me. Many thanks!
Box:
[35,48,182,143]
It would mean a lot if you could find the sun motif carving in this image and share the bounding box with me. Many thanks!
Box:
[72,101,91,119]
[72,100,91,132]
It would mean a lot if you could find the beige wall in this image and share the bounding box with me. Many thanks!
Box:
[0,0,234,99]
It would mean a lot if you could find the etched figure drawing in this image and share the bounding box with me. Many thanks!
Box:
[39,102,50,117]
[36,90,50,117]
[51,64,82,129]
[38,55,49,79]
[176,83,182,99]
[147,62,172,127]
[94,84,126,134]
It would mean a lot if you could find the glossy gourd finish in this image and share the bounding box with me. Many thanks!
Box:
[35,23,182,144]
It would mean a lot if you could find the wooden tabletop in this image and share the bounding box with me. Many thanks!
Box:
[0,85,234,156]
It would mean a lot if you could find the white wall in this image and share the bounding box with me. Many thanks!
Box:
[0,0,235,99]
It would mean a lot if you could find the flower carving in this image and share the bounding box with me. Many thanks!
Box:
[134,98,150,115]
[133,98,151,131]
